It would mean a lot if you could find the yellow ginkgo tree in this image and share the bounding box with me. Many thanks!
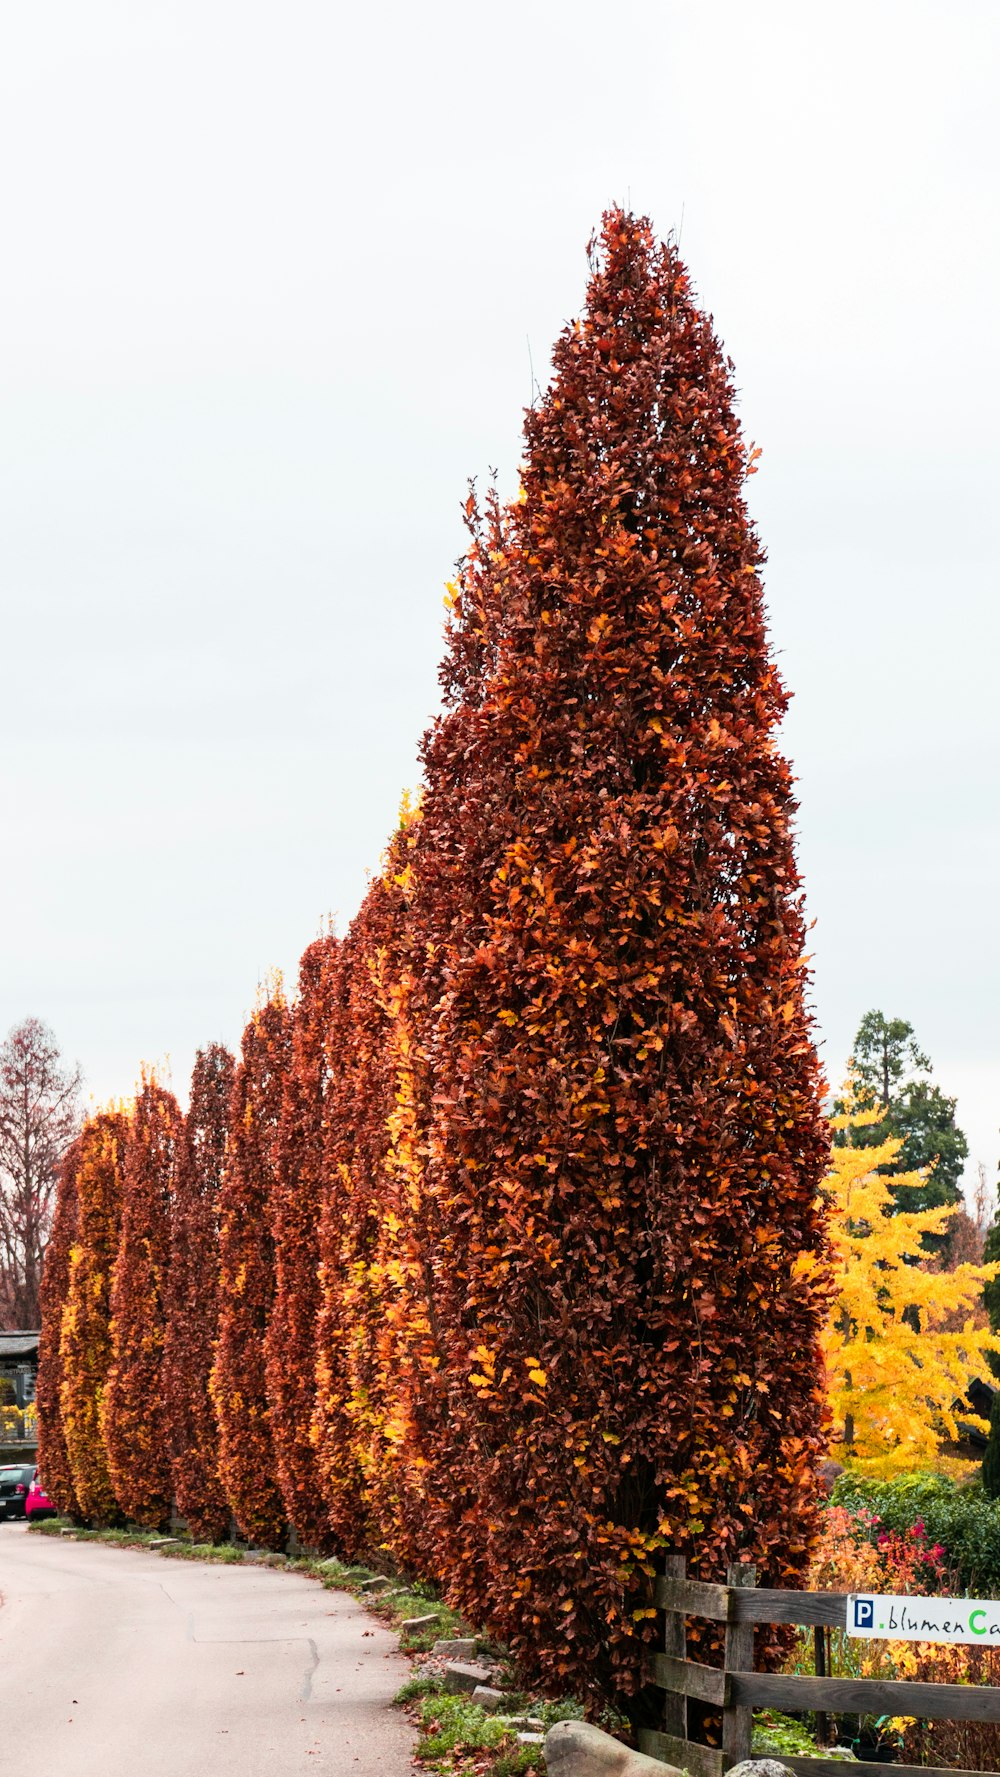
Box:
[821,1106,1000,1475]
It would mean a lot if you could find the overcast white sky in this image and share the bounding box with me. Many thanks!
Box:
[1,2,997,1196]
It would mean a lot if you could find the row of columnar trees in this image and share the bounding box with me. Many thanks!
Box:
[37,210,831,1708]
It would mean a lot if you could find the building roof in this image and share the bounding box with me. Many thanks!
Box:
[0,1332,41,1360]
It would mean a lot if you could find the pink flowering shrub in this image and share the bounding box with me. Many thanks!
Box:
[787,1507,952,1693]
[809,1505,950,1597]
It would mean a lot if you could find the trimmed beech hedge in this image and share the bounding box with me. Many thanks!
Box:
[212,994,292,1551]
[37,208,830,1712]
[34,1137,81,1519]
[165,1043,234,1545]
[59,1111,127,1525]
[104,1077,183,1530]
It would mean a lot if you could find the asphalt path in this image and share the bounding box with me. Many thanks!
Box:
[0,1522,416,1776]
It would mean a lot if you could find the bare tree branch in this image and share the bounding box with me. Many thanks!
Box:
[0,1017,83,1326]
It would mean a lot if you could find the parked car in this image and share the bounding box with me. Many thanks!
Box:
[25,1472,57,1522]
[0,1464,35,1520]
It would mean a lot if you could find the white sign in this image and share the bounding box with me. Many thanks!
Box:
[848,1593,1000,1646]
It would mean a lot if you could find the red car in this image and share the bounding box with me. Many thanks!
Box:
[25,1471,58,1522]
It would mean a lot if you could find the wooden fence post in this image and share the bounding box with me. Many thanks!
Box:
[662,1553,688,1740]
[723,1563,757,1767]
[813,1624,829,1747]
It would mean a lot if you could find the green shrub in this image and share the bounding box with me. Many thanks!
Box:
[394,1672,445,1707]
[416,1693,511,1760]
[832,1472,1000,1593]
[752,1711,823,1758]
[490,1751,544,1775]
[400,1619,460,1654]
[533,1700,584,1728]
[159,1541,244,1564]
[315,1564,359,1590]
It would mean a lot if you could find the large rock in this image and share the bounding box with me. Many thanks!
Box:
[471,1686,507,1712]
[431,1637,477,1658]
[544,1720,684,1777]
[441,1661,494,1693]
[729,1763,795,1777]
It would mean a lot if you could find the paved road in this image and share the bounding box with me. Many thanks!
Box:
[0,1523,415,1776]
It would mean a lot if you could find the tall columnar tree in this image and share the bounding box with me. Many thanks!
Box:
[59,1108,127,1523]
[313,899,384,1556]
[267,936,339,1551]
[402,209,831,1701]
[313,829,425,1561]
[104,1077,183,1528]
[363,817,458,1572]
[212,991,291,1550]
[34,1136,81,1518]
[164,1044,234,1544]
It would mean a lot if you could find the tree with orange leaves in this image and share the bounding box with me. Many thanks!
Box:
[268,937,338,1551]
[312,820,430,1563]
[212,991,291,1549]
[164,1044,234,1544]
[400,208,831,1704]
[104,1077,183,1529]
[34,1136,81,1519]
[60,1108,127,1524]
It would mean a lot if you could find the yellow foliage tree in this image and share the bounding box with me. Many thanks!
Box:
[822,1108,1000,1475]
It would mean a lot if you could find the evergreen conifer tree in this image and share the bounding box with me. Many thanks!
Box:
[837,1011,968,1225]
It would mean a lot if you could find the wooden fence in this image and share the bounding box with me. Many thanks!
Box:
[642,1556,1000,1777]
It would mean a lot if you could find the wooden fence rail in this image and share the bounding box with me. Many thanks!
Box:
[642,1556,1000,1777]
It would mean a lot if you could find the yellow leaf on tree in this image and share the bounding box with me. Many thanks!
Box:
[817,1099,1000,1477]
